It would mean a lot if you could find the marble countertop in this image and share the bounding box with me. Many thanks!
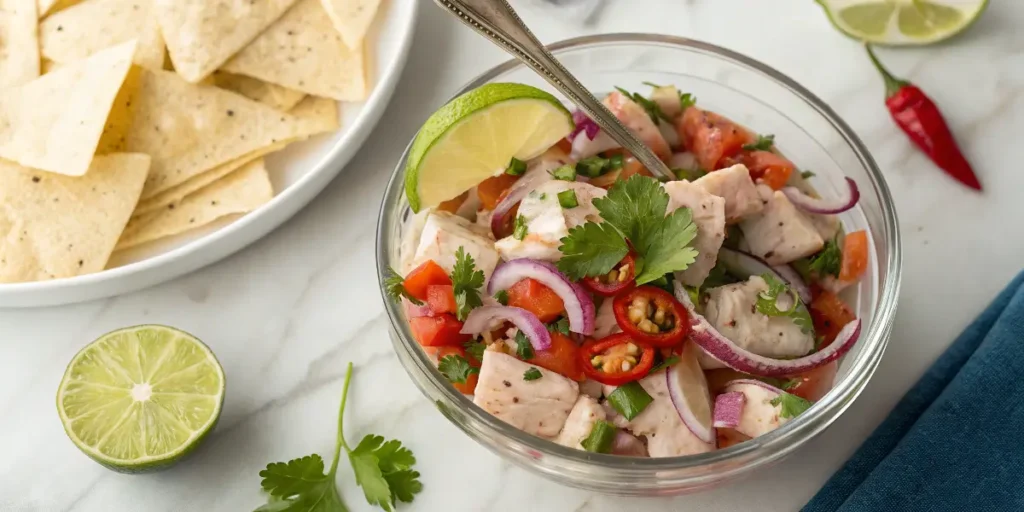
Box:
[3,0,1022,510]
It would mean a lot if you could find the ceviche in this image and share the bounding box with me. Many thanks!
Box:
[387,82,867,457]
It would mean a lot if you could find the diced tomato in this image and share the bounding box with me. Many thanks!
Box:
[531,332,585,381]
[437,191,469,214]
[838,230,869,283]
[810,289,856,348]
[782,362,837,402]
[507,278,565,323]
[402,260,452,302]
[477,173,519,210]
[741,150,795,190]
[677,107,752,171]
[429,346,480,394]
[555,138,573,154]
[426,284,457,316]
[410,314,470,347]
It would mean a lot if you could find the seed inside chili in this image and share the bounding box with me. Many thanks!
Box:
[626,296,675,334]
[590,342,640,374]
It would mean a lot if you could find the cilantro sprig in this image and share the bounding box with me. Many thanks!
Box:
[756,273,814,335]
[514,330,534,360]
[615,86,671,124]
[743,134,775,151]
[640,82,698,116]
[770,392,813,419]
[384,266,422,306]
[808,236,842,278]
[464,340,486,363]
[256,363,421,512]
[438,354,478,385]
[523,367,542,381]
[451,247,484,321]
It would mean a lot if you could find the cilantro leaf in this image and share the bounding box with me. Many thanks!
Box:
[634,206,698,284]
[515,330,534,360]
[614,86,670,123]
[493,290,509,306]
[593,174,668,255]
[678,92,697,111]
[672,167,706,181]
[438,355,478,385]
[800,170,815,180]
[383,470,423,504]
[523,367,542,381]
[556,222,629,280]
[384,266,422,306]
[451,247,484,321]
[770,392,813,419]
[257,455,345,512]
[742,134,775,151]
[464,340,486,363]
[548,317,570,336]
[756,273,815,335]
[780,378,800,391]
[808,236,842,278]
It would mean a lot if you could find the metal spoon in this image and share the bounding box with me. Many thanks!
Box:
[432,0,675,180]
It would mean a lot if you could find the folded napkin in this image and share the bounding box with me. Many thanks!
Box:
[804,272,1024,512]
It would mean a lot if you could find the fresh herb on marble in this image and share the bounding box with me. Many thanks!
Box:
[255,362,422,512]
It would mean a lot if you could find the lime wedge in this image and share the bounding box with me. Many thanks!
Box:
[816,0,988,45]
[405,83,574,212]
[56,325,225,472]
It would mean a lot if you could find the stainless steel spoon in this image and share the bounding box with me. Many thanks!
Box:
[432,0,675,180]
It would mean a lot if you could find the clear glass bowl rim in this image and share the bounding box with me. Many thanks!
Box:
[376,33,902,476]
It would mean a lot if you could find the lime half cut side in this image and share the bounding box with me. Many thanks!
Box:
[817,0,988,45]
[405,83,574,212]
[56,325,225,472]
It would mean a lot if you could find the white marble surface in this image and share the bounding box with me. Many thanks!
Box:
[3,1,1023,510]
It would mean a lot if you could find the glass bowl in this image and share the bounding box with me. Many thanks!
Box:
[375,34,901,495]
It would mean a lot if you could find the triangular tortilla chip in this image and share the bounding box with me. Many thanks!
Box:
[153,0,298,83]
[222,0,366,101]
[121,68,318,199]
[0,153,150,282]
[40,0,165,70]
[0,0,40,87]
[0,40,135,176]
[211,72,306,111]
[37,0,80,17]
[115,158,273,250]
[319,0,380,50]
[289,95,341,134]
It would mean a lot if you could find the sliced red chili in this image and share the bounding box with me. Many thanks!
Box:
[613,286,690,348]
[581,253,636,297]
[580,333,655,386]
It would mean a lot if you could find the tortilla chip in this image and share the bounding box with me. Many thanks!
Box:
[37,0,79,17]
[0,0,40,87]
[0,153,149,283]
[212,72,306,111]
[40,0,165,71]
[319,0,380,50]
[289,95,341,133]
[115,158,273,250]
[222,0,366,101]
[153,0,298,83]
[0,40,134,176]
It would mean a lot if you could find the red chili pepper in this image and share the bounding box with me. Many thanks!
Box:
[581,253,636,297]
[579,333,656,385]
[612,286,690,348]
[866,44,981,191]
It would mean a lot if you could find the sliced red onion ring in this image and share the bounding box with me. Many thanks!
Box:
[712,391,746,428]
[461,306,551,350]
[487,259,595,335]
[665,343,715,444]
[717,248,811,305]
[490,166,554,237]
[674,282,862,377]
[610,431,649,457]
[782,177,860,215]
[772,264,812,305]
[570,130,620,161]
[568,110,600,141]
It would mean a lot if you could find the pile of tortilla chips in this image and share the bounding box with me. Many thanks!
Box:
[0,0,380,284]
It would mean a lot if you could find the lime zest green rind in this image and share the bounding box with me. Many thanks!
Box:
[404,83,573,212]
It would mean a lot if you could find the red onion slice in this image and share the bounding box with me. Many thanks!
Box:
[782,177,860,215]
[712,391,746,428]
[402,298,433,318]
[461,306,551,350]
[487,259,595,335]
[665,342,715,444]
[568,110,600,141]
[674,282,862,377]
[490,166,555,237]
[610,431,649,457]
[717,248,811,305]
[772,264,812,305]
[570,130,620,161]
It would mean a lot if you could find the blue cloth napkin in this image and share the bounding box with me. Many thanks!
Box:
[804,272,1024,512]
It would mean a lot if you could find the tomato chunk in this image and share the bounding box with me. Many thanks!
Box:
[531,332,585,381]
[839,230,869,283]
[507,278,565,323]
[426,284,457,316]
[477,173,519,210]
[428,346,480,394]
[742,150,795,190]
[810,289,856,348]
[783,362,837,402]
[410,314,470,347]
[677,107,751,171]
[402,260,452,302]
[436,191,469,214]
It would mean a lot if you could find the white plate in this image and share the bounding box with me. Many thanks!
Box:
[0,0,418,308]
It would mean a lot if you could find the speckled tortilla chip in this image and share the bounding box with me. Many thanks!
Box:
[121,68,316,200]
[0,0,38,87]
[0,153,150,283]
[222,0,366,101]
[115,158,273,250]
[40,0,165,70]
[211,72,306,111]
[288,95,341,134]
[0,40,134,176]
[319,0,380,49]
[153,0,298,83]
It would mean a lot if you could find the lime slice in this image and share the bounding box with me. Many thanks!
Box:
[56,325,225,472]
[405,83,574,212]
[816,0,988,45]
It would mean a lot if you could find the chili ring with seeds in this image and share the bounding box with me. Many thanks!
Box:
[579,333,656,386]
[581,252,636,297]
[612,286,690,348]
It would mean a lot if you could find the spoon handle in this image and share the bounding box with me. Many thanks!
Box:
[433,0,675,180]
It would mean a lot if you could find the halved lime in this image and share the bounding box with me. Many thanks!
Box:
[405,83,574,212]
[56,325,225,472]
[816,0,988,45]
